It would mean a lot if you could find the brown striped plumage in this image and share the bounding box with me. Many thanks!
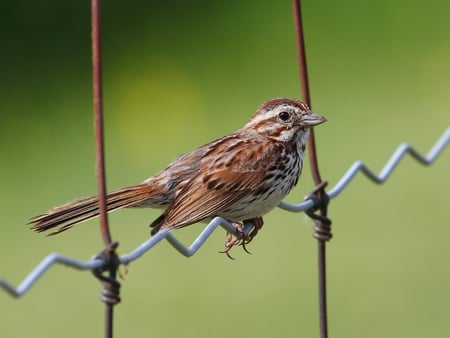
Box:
[30,98,326,252]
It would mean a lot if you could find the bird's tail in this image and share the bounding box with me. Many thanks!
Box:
[30,184,156,235]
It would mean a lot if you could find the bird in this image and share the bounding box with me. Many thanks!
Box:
[30,98,326,256]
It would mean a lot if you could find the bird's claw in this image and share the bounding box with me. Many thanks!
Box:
[220,217,264,259]
[220,223,247,259]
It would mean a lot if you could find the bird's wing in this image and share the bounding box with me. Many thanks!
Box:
[160,166,267,231]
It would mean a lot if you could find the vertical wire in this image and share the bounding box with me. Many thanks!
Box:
[292,0,323,185]
[317,241,328,338]
[91,1,115,337]
[292,1,329,338]
[91,0,112,247]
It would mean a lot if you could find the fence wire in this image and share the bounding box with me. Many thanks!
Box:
[1,126,448,298]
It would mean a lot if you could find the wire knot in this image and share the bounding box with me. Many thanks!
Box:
[305,181,333,242]
[92,241,121,305]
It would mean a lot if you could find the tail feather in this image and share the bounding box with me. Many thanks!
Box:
[30,184,156,235]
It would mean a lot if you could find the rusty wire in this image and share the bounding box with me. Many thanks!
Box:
[92,0,110,246]
[91,1,120,337]
[292,1,331,337]
[292,0,322,185]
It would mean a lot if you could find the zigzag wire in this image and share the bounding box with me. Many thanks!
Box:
[279,126,450,211]
[1,127,449,298]
[0,217,245,297]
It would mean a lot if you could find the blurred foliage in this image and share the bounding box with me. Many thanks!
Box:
[0,1,449,338]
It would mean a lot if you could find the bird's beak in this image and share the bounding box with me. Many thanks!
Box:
[301,111,327,128]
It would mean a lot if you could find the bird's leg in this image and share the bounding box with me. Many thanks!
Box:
[221,217,264,258]
[221,221,246,259]
[241,217,264,250]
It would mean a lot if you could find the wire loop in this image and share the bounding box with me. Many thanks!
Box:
[305,182,332,242]
[92,242,121,305]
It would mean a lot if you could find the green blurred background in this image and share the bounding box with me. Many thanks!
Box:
[1,1,449,337]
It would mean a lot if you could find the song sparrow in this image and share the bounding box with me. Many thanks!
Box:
[30,98,326,256]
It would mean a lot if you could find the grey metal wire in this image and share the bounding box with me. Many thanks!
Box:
[1,127,449,298]
[279,126,450,211]
[0,254,104,297]
[0,217,245,298]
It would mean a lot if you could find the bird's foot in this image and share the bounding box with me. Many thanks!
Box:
[220,217,264,259]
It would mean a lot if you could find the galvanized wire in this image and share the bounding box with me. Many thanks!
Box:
[1,126,448,298]
[279,126,450,212]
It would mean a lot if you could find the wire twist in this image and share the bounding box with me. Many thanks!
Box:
[92,242,121,305]
[304,182,332,242]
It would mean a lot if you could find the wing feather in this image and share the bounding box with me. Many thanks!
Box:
[161,167,266,230]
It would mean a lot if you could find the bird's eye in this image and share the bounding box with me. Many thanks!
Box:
[278,111,290,121]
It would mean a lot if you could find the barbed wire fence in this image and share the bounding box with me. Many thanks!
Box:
[1,1,449,338]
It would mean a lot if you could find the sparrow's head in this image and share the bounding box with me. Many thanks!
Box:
[245,98,326,142]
